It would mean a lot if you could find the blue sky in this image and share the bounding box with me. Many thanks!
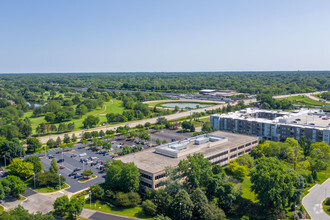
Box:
[1,0,330,73]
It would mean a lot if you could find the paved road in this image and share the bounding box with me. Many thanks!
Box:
[302,178,330,220]
[273,91,327,99]
[38,99,256,144]
[81,209,136,220]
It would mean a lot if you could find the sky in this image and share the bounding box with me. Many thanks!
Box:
[1,0,330,73]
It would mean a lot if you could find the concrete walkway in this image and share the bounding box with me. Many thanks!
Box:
[302,178,330,220]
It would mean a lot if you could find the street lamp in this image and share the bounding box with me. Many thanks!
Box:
[59,173,61,190]
[89,190,92,208]
[33,172,36,188]
[179,202,182,220]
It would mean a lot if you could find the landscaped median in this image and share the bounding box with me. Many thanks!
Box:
[25,176,70,193]
[323,197,330,216]
[72,190,152,219]
[78,175,97,183]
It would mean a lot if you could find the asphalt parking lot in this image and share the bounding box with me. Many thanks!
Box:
[40,144,112,193]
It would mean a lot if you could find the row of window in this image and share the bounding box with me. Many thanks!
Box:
[140,181,152,188]
[207,151,228,160]
[141,173,152,180]
[155,173,166,180]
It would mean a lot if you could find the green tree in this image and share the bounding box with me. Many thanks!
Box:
[8,158,34,179]
[27,137,41,153]
[47,139,56,148]
[142,200,157,216]
[0,139,25,163]
[226,161,248,181]
[56,136,62,146]
[45,112,56,123]
[82,169,93,178]
[170,190,194,220]
[0,175,26,198]
[90,184,104,200]
[251,157,296,210]
[49,158,59,174]
[156,138,161,145]
[24,156,44,173]
[0,125,19,140]
[63,134,71,144]
[202,122,212,133]
[0,183,4,200]
[71,133,77,142]
[67,197,84,218]
[178,153,213,190]
[83,115,99,128]
[75,104,88,117]
[53,195,70,216]
[235,154,255,169]
[190,188,208,218]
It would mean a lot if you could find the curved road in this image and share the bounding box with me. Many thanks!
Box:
[302,178,330,220]
[38,99,255,144]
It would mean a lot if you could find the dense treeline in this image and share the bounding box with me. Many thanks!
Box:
[0,71,329,95]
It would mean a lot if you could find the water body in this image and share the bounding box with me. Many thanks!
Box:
[161,103,210,109]
[27,102,48,108]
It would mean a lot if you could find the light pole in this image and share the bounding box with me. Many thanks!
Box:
[33,172,36,188]
[179,202,182,220]
[59,173,61,190]
[45,145,47,157]
[89,190,92,208]
[83,162,85,171]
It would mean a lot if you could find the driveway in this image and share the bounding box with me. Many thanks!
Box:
[302,178,330,220]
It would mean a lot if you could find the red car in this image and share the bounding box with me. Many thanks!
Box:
[59,166,66,169]
[101,161,105,165]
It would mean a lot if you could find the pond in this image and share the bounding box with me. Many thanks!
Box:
[161,103,210,109]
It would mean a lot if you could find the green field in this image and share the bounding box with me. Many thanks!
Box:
[25,99,124,134]
[278,95,326,107]
[25,177,70,193]
[240,177,257,203]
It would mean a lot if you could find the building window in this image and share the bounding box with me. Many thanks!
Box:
[245,143,251,147]
[155,183,162,188]
[141,173,152,180]
[230,154,237,159]
[140,181,152,188]
[252,140,258,144]
[155,173,166,180]
[230,148,237,152]
[238,145,244,150]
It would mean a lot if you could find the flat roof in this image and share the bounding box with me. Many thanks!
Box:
[115,131,258,174]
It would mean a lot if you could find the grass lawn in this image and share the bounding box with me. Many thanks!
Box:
[240,177,257,203]
[25,177,69,193]
[26,99,124,134]
[278,95,326,107]
[322,198,330,216]
[19,195,26,201]
[0,205,4,214]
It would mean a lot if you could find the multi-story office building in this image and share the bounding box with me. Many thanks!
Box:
[115,131,258,190]
[210,108,330,144]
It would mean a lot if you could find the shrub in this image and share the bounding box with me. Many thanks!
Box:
[325,197,330,206]
[115,192,141,207]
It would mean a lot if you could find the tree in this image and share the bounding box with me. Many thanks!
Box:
[67,197,84,218]
[53,195,70,216]
[56,136,62,146]
[83,115,99,128]
[90,184,104,199]
[156,138,161,145]
[82,169,93,178]
[251,157,296,210]
[63,134,71,144]
[115,191,141,207]
[0,125,19,140]
[190,188,208,218]
[8,158,34,179]
[226,161,248,181]
[24,156,44,173]
[0,205,54,219]
[36,123,46,135]
[0,183,4,200]
[215,179,237,210]
[36,171,66,187]
[162,139,168,144]
[45,112,56,123]
[0,139,25,163]
[99,130,105,137]
[202,122,212,133]
[105,160,140,193]
[27,137,41,153]
[75,104,88,117]
[0,175,26,198]
[178,153,213,190]
[47,139,56,148]
[142,200,157,216]
[49,158,59,174]
[170,190,194,220]
[153,214,172,220]
[71,133,77,142]
[235,154,255,169]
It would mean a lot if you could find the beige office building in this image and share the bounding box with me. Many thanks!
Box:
[115,131,258,190]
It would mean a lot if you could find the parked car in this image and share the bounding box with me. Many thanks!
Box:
[68,171,77,176]
[48,154,54,159]
[103,152,109,156]
[59,165,65,169]
[73,168,81,172]
[91,162,98,166]
[74,173,82,179]
[57,159,64,163]
[56,151,61,154]
[79,153,87,157]
[101,161,105,165]
[80,158,87,163]
[70,154,77,158]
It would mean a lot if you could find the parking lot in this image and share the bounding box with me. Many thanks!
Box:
[40,143,112,193]
[39,129,193,193]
